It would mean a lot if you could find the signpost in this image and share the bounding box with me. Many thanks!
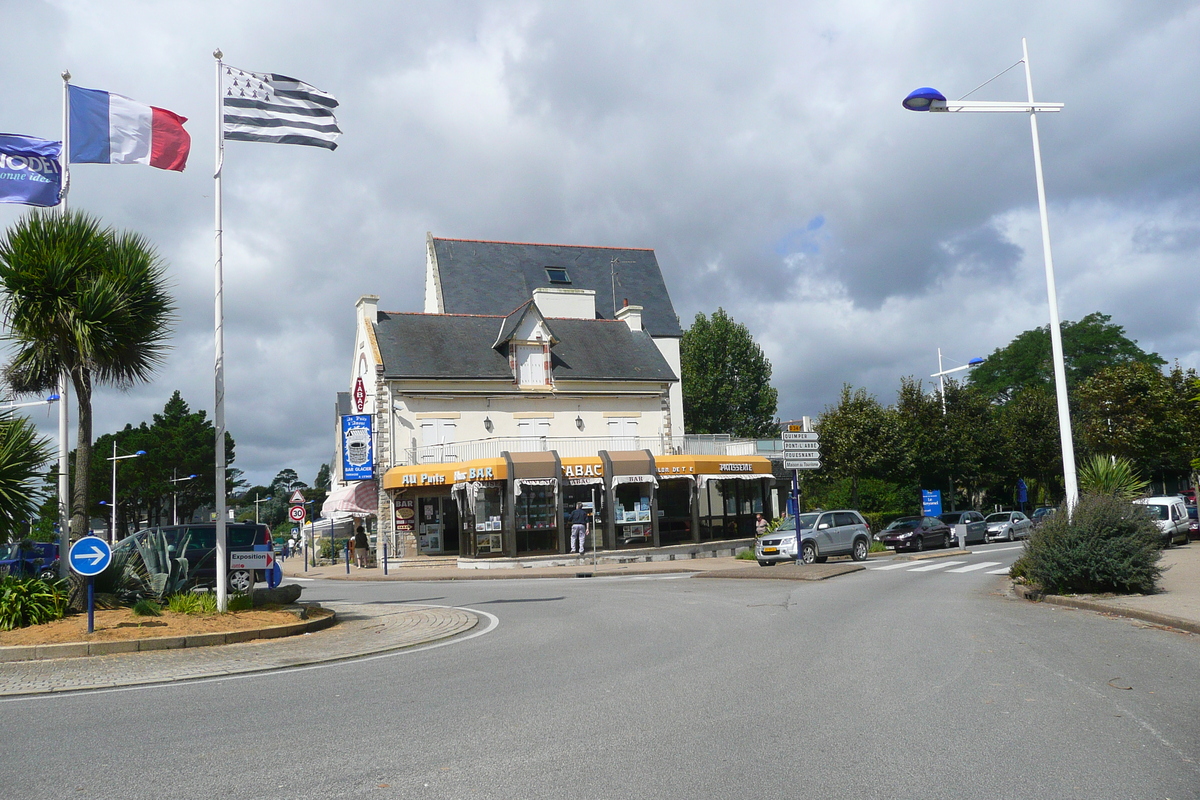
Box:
[289,504,306,523]
[782,419,821,520]
[69,536,112,634]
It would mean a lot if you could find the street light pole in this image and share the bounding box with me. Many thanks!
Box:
[169,470,198,525]
[108,443,146,543]
[254,494,273,525]
[931,353,985,415]
[904,37,1078,508]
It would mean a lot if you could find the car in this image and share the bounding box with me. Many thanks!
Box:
[755,510,872,565]
[112,522,274,593]
[1030,506,1057,528]
[938,510,988,545]
[875,516,953,552]
[0,540,59,579]
[984,511,1033,542]
[1132,496,1191,548]
[1187,505,1198,541]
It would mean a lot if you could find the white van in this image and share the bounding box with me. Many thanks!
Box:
[1133,496,1190,547]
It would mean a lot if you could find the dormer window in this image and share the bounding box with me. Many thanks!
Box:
[545,267,571,284]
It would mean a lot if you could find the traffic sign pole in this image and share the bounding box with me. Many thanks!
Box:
[87,577,94,634]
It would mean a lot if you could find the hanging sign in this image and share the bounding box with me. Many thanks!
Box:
[342,414,374,480]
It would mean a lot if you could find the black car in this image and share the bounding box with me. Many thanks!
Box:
[113,522,274,593]
[937,510,988,545]
[876,516,953,551]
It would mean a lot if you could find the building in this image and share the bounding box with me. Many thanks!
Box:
[333,236,777,563]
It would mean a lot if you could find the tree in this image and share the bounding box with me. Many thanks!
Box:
[315,463,331,491]
[993,385,1062,505]
[816,386,897,509]
[0,413,52,543]
[680,308,778,437]
[0,211,174,536]
[969,312,1164,402]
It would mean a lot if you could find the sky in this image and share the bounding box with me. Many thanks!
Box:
[3,1,1200,488]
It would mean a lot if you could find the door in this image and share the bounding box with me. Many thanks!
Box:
[813,512,838,555]
[833,512,861,554]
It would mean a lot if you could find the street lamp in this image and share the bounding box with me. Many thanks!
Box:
[107,444,146,543]
[169,471,198,525]
[253,494,273,525]
[931,350,985,414]
[904,38,1078,509]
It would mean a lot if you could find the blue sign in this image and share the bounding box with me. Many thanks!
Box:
[341,414,374,480]
[0,134,63,207]
[921,489,943,517]
[1017,479,1028,504]
[69,535,112,577]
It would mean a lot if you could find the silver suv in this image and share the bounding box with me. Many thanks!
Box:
[756,510,872,566]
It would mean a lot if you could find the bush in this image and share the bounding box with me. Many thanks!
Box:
[131,599,162,617]
[1013,494,1162,595]
[0,576,69,630]
[227,593,253,612]
[167,591,219,615]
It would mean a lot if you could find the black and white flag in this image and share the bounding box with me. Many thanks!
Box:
[222,66,340,150]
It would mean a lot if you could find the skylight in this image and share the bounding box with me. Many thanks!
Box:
[544,267,571,284]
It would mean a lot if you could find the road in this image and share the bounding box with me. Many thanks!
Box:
[3,543,1198,799]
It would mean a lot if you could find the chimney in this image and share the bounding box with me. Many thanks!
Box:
[356,294,379,324]
[615,303,643,332]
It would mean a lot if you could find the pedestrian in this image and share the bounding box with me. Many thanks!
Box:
[568,502,590,555]
[281,540,290,561]
[755,513,769,536]
[354,525,370,568]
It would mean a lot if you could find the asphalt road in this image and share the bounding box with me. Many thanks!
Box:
[3,543,1198,800]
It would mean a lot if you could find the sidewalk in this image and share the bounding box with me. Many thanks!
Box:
[0,603,477,697]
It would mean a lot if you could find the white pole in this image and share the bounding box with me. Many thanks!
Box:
[214,50,228,610]
[111,440,117,543]
[937,347,946,415]
[58,70,71,574]
[1022,38,1078,509]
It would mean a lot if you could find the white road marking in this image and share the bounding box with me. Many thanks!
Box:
[946,561,1002,573]
[907,561,966,572]
[985,568,1012,575]
[868,562,916,571]
[982,545,1025,553]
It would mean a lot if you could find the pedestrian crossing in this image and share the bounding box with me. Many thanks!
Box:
[868,558,1009,576]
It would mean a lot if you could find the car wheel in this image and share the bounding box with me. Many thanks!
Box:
[943,533,951,549]
[228,569,254,594]
[800,542,817,565]
[914,536,924,552]
[1006,528,1013,542]
[851,539,868,562]
[38,567,57,582]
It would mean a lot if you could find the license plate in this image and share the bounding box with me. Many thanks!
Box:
[762,547,778,554]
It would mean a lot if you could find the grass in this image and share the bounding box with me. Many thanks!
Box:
[131,599,162,617]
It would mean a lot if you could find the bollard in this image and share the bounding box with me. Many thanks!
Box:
[345,540,350,574]
[383,541,388,575]
[304,542,308,572]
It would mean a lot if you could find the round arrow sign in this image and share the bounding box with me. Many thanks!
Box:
[69,535,113,577]
[289,505,306,522]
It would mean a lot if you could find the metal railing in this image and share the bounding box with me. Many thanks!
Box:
[406,433,764,465]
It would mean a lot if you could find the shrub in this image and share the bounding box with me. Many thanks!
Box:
[168,591,220,615]
[131,599,162,617]
[0,576,69,630]
[1014,494,1162,595]
[227,593,253,612]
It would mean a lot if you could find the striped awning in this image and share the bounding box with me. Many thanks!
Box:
[321,480,378,517]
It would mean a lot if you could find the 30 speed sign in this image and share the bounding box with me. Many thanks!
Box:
[288,505,306,522]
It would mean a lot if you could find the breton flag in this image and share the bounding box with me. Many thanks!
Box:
[221,66,340,150]
[68,85,191,171]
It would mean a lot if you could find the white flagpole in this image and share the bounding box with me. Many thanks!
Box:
[214,49,228,611]
[57,70,72,573]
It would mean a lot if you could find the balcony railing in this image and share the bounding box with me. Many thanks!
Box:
[406,433,757,465]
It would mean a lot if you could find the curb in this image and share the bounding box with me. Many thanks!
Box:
[0,609,337,663]
[696,563,865,581]
[1012,584,1200,635]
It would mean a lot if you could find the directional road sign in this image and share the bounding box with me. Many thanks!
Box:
[784,459,822,470]
[289,504,307,522]
[782,431,820,441]
[783,441,820,451]
[69,535,112,577]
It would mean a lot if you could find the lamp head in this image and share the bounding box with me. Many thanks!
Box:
[968,357,985,366]
[902,87,946,111]
[135,450,146,456]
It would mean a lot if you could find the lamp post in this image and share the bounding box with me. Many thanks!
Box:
[253,494,273,525]
[931,350,985,414]
[904,37,1078,509]
[107,443,146,543]
[169,471,198,525]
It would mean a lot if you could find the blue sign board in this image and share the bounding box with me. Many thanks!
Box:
[1017,478,1028,504]
[69,535,112,577]
[921,489,943,517]
[341,414,374,480]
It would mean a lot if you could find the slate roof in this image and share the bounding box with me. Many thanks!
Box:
[374,311,678,383]
[430,237,684,338]
[336,391,351,416]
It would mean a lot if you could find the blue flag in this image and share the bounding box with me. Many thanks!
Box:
[0,134,62,207]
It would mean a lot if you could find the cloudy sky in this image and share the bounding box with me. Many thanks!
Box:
[3,1,1200,488]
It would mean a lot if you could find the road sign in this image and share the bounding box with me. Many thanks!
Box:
[69,536,112,577]
[289,489,306,504]
[289,505,306,522]
[784,459,822,470]
[230,551,272,570]
[783,441,820,451]
[782,431,819,441]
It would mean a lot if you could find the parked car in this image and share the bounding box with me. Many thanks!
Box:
[756,510,872,565]
[112,522,274,593]
[1133,496,1191,548]
[876,516,953,551]
[1030,506,1057,528]
[984,511,1033,542]
[938,510,988,545]
[1187,505,1198,541]
[0,540,59,580]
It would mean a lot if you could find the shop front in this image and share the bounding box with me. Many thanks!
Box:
[655,455,775,543]
[504,450,562,555]
[560,456,605,551]
[600,450,658,549]
[383,458,507,558]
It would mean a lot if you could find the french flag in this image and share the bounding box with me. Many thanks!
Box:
[68,85,190,172]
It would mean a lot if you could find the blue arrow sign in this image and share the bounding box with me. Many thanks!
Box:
[69,536,112,577]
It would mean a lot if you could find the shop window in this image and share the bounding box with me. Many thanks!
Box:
[658,479,693,544]
[471,486,504,556]
[614,482,653,548]
[514,485,557,553]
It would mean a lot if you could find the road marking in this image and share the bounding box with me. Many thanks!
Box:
[983,545,1024,553]
[286,577,315,582]
[985,568,1011,575]
[868,562,916,571]
[907,561,967,572]
[946,561,1002,573]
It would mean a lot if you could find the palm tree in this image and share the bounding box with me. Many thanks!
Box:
[0,413,52,543]
[1078,454,1149,502]
[0,210,175,536]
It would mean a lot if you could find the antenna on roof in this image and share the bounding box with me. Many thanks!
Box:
[610,256,631,317]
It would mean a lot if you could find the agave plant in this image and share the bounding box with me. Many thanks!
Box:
[1078,455,1149,501]
[129,529,191,601]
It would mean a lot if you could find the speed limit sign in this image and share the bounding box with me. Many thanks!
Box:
[289,505,306,522]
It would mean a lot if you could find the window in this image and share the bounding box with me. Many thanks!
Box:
[607,417,638,447]
[517,345,547,385]
[544,267,571,284]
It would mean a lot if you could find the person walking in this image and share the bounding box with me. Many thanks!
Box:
[354,525,370,568]
[568,502,590,556]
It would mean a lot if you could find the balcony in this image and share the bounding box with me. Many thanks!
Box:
[405,433,758,465]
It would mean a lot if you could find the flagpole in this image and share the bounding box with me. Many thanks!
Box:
[57,70,71,573]
[214,49,228,611]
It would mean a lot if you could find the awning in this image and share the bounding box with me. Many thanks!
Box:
[383,458,507,491]
[503,450,561,479]
[654,454,774,488]
[600,449,657,486]
[321,480,378,517]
